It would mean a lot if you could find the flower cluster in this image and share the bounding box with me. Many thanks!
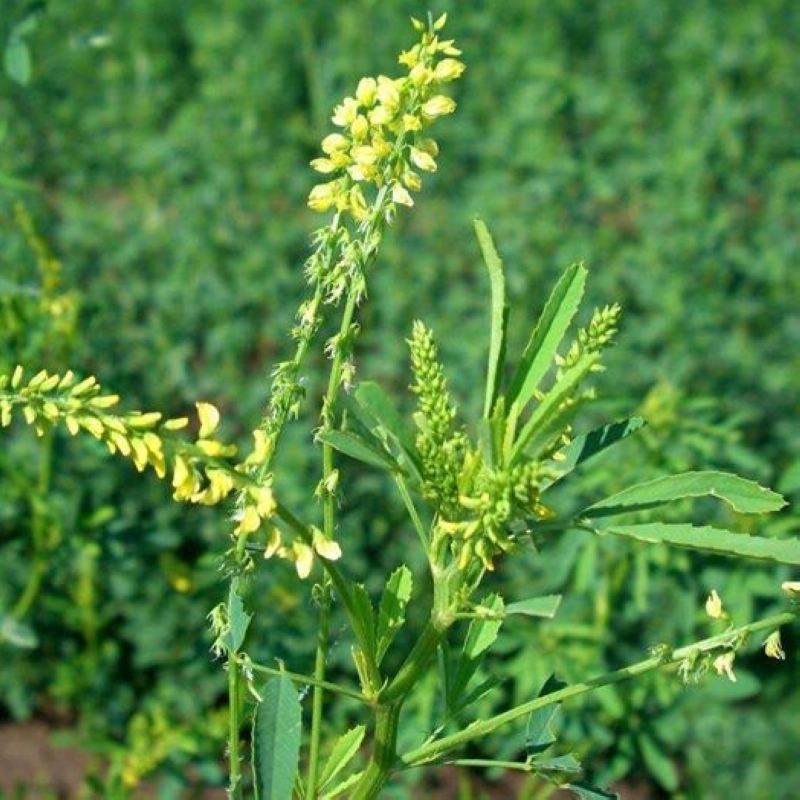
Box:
[307,13,463,221]
[0,366,245,509]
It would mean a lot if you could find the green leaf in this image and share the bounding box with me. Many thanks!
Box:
[252,675,302,800]
[545,417,646,486]
[317,429,400,473]
[321,770,364,799]
[640,734,679,791]
[525,705,559,755]
[474,218,508,418]
[376,565,413,663]
[350,583,377,662]
[0,614,38,649]
[223,585,251,653]
[532,753,582,774]
[4,36,31,86]
[507,262,587,409]
[595,522,800,565]
[566,783,619,800]
[584,471,786,518]
[511,352,598,463]
[353,382,421,477]
[318,725,366,791]
[506,594,562,619]
[464,594,504,659]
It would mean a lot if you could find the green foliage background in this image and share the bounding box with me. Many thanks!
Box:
[1,0,799,796]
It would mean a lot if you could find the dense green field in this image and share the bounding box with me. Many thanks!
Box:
[2,1,799,797]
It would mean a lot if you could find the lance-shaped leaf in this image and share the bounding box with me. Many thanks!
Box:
[223,584,251,653]
[507,262,587,410]
[350,583,377,663]
[474,218,508,418]
[353,382,422,479]
[317,429,401,474]
[506,594,562,619]
[252,675,302,800]
[511,352,598,463]
[376,565,413,663]
[446,594,505,711]
[321,770,364,799]
[583,471,786,518]
[544,417,646,487]
[593,523,800,565]
[318,725,366,792]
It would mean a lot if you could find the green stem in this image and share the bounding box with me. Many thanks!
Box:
[227,653,243,800]
[11,556,47,619]
[381,620,444,704]
[350,703,402,800]
[242,658,367,704]
[401,609,798,766]
[306,580,332,797]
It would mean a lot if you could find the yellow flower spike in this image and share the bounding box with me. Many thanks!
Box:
[172,455,191,489]
[196,401,220,439]
[409,146,437,172]
[392,184,414,207]
[308,182,338,213]
[293,541,314,579]
[264,528,282,558]
[764,630,785,660]
[421,95,456,119]
[310,158,337,174]
[350,115,369,141]
[355,77,377,107]
[321,133,348,154]
[705,589,725,619]
[11,365,24,389]
[713,652,737,683]
[130,438,149,472]
[433,58,465,82]
[163,417,189,431]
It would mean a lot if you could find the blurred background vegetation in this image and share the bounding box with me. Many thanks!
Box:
[1,1,799,797]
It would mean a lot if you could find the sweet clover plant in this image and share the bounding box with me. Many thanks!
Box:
[1,13,799,800]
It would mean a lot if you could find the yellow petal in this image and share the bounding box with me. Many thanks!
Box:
[196,402,220,439]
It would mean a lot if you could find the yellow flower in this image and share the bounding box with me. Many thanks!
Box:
[310,158,337,174]
[705,589,724,619]
[293,541,314,579]
[308,182,338,213]
[392,184,414,207]
[196,402,220,438]
[332,96,359,126]
[235,505,261,536]
[764,630,785,660]
[312,527,342,561]
[321,133,348,154]
[713,652,737,683]
[422,95,456,119]
[355,77,377,107]
[410,146,437,173]
[376,76,401,110]
[433,58,465,82]
[350,115,369,141]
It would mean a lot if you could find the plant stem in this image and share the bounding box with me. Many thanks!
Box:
[227,650,243,800]
[306,579,332,797]
[350,703,402,800]
[242,658,367,704]
[401,609,797,766]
